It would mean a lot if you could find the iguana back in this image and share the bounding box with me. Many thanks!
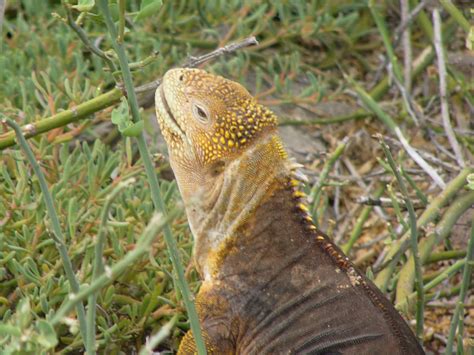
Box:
[154,68,424,355]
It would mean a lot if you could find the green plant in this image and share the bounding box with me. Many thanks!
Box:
[1,0,472,353]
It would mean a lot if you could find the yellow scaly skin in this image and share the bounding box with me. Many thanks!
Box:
[155,68,424,355]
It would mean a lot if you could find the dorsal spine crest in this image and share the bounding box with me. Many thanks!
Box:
[286,174,351,270]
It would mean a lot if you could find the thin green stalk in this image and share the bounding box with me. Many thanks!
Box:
[366,15,456,102]
[395,259,465,311]
[370,0,426,127]
[366,17,460,102]
[402,169,428,206]
[396,191,474,306]
[374,168,473,289]
[424,265,465,291]
[117,0,126,43]
[346,75,396,130]
[446,213,474,354]
[50,212,177,326]
[368,0,403,81]
[348,75,445,188]
[409,0,434,41]
[2,117,91,353]
[439,0,470,33]
[95,1,206,353]
[387,184,409,231]
[0,88,123,150]
[309,138,348,220]
[64,2,116,71]
[342,185,385,254]
[379,139,424,339]
[425,283,464,302]
[86,179,136,354]
[426,250,466,264]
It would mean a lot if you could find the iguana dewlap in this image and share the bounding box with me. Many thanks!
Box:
[155,68,424,355]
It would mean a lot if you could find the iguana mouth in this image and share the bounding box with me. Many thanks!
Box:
[158,85,186,138]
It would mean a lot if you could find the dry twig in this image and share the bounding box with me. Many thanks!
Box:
[432,8,465,168]
[400,0,412,94]
[135,37,259,94]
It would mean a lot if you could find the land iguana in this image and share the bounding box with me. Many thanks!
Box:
[155,68,424,355]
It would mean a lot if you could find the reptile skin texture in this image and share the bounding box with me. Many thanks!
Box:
[155,68,424,355]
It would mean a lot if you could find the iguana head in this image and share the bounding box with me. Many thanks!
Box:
[155,68,278,194]
[156,68,292,276]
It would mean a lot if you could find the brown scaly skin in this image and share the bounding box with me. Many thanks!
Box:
[155,68,424,355]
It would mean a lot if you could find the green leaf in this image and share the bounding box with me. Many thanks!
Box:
[134,0,163,21]
[104,285,115,307]
[122,121,144,137]
[365,267,374,281]
[111,99,144,136]
[17,298,32,329]
[0,324,21,337]
[467,26,474,50]
[111,98,131,132]
[108,2,120,22]
[467,173,474,190]
[72,0,95,12]
[36,320,58,348]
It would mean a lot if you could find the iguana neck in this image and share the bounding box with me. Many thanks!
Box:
[179,132,292,280]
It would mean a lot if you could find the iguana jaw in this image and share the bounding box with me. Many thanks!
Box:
[155,84,188,144]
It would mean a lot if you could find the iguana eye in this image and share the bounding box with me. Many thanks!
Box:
[192,102,210,124]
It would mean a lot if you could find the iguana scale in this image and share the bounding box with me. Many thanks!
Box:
[155,68,424,355]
